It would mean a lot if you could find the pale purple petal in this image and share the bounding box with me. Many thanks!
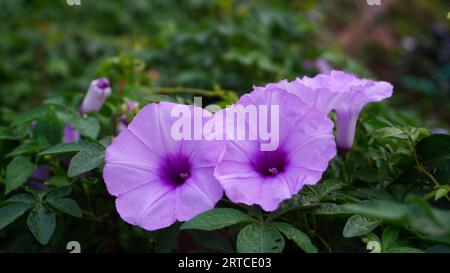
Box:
[104,102,224,231]
[277,70,393,151]
[214,87,336,211]
[80,77,112,114]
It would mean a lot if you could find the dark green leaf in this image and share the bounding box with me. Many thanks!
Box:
[37,140,99,156]
[67,148,104,177]
[45,176,71,186]
[187,230,234,253]
[0,199,35,230]
[45,186,72,199]
[381,226,399,251]
[26,205,56,245]
[5,141,40,157]
[270,222,317,253]
[5,156,35,194]
[236,223,284,253]
[155,223,181,253]
[33,110,63,145]
[386,247,424,253]
[73,116,100,139]
[47,198,81,217]
[181,208,256,231]
[416,134,450,182]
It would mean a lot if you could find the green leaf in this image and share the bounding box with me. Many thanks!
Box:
[73,116,100,139]
[45,186,72,200]
[5,141,40,157]
[344,201,409,223]
[5,156,35,194]
[386,247,424,253]
[27,204,56,245]
[416,134,450,182]
[343,215,380,238]
[310,179,343,198]
[45,176,71,186]
[435,188,448,201]
[270,222,317,253]
[236,223,285,253]
[67,148,104,177]
[0,196,35,229]
[181,208,256,231]
[33,110,63,145]
[37,140,98,156]
[6,193,36,205]
[187,230,234,253]
[381,226,399,251]
[12,106,49,127]
[308,203,351,215]
[373,127,408,140]
[47,198,81,217]
[155,223,181,253]
[344,200,450,243]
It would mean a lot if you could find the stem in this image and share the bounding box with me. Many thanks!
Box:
[316,233,333,253]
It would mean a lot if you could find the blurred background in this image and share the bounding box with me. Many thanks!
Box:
[0,0,449,125]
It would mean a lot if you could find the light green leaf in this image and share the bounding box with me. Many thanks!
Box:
[343,215,380,238]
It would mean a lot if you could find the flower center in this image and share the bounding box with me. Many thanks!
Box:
[159,154,191,186]
[253,150,288,177]
[267,167,279,176]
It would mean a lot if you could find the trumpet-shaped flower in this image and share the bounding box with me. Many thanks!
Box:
[103,102,224,231]
[270,71,393,151]
[214,86,336,211]
[80,77,112,114]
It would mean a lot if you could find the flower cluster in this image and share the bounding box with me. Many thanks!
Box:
[103,70,393,231]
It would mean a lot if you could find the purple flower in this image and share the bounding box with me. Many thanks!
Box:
[315,58,332,74]
[124,98,139,111]
[272,71,393,151]
[80,77,112,114]
[103,102,224,230]
[214,86,336,211]
[431,128,449,135]
[27,165,50,191]
[63,124,80,143]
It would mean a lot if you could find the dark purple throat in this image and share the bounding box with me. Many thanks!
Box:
[252,149,288,177]
[159,154,192,186]
[96,77,110,89]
